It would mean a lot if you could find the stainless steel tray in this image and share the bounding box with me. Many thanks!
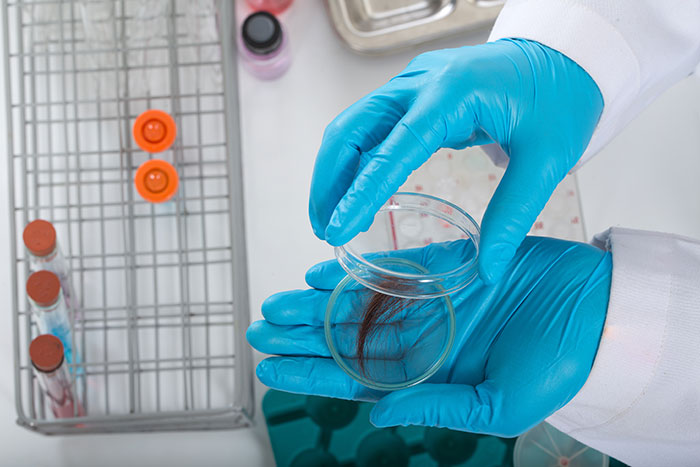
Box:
[326,0,503,54]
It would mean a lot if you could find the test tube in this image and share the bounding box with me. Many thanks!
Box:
[26,270,76,365]
[23,219,76,309]
[29,334,83,419]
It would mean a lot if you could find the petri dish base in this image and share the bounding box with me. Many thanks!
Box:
[514,423,609,467]
[325,257,456,391]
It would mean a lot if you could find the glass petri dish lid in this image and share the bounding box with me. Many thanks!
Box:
[334,192,480,299]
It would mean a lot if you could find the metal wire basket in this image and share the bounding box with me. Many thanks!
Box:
[3,0,254,434]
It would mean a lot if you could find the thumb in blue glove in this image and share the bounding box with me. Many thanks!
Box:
[309,39,603,283]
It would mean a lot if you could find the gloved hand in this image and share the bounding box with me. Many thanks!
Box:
[247,236,612,436]
[309,39,604,283]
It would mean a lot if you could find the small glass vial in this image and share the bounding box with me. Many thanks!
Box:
[245,0,294,14]
[23,219,76,309]
[29,334,83,419]
[239,11,291,80]
[26,270,76,365]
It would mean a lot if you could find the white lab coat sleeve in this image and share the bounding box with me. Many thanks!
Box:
[546,227,700,466]
[482,0,700,169]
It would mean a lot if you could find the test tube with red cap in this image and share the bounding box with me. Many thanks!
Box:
[26,270,76,365]
[29,334,83,419]
[23,219,76,309]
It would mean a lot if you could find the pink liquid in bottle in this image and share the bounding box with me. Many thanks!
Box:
[245,0,293,15]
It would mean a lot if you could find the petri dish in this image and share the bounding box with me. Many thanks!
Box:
[325,192,480,391]
[514,423,609,467]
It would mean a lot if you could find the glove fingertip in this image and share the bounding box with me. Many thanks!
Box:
[303,267,318,287]
[260,294,279,316]
[257,358,290,390]
[245,320,265,347]
[312,224,326,241]
[260,291,296,321]
[255,359,271,382]
[309,208,327,240]
[369,405,393,428]
[325,201,364,247]
[304,261,331,287]
[324,226,349,247]
[370,390,409,427]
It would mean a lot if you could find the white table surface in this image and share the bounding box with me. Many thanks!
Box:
[1,1,699,466]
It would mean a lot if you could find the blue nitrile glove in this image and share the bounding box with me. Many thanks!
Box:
[247,236,612,436]
[309,39,603,284]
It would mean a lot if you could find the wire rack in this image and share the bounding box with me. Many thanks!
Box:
[4,0,254,434]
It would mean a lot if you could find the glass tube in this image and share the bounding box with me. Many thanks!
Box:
[30,335,84,419]
[26,271,76,366]
[23,220,76,309]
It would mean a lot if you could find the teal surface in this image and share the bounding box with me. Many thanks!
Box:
[263,390,516,467]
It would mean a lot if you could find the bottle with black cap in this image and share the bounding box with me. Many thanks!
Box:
[239,11,291,80]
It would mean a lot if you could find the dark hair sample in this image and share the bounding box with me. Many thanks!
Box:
[356,289,410,375]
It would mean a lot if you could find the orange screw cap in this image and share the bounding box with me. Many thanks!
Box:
[30,334,65,373]
[133,109,177,153]
[134,159,179,203]
[27,270,62,308]
[23,219,57,257]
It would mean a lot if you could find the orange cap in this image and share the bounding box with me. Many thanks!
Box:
[26,270,61,308]
[134,159,179,203]
[133,109,177,153]
[23,219,57,257]
[29,334,64,373]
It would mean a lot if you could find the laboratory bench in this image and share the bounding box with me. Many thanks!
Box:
[0,1,699,466]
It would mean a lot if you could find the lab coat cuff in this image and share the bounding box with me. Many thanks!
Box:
[546,227,700,464]
[487,0,641,170]
[547,227,669,430]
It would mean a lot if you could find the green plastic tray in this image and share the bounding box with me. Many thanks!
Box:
[262,389,516,467]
